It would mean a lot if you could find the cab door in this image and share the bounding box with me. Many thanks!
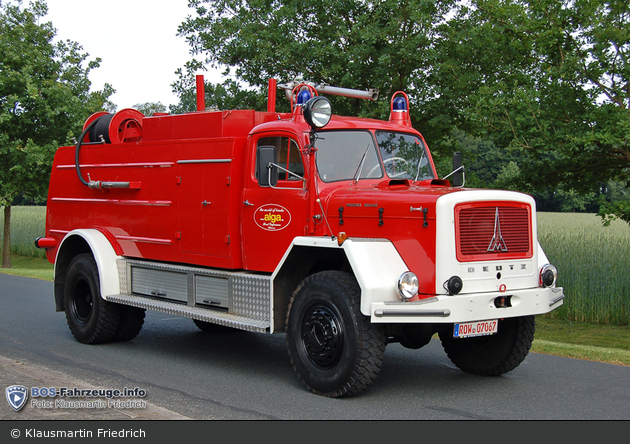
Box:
[242,133,308,272]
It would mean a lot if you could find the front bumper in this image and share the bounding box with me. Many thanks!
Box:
[370,286,564,324]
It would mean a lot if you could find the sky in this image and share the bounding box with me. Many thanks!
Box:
[44,0,224,111]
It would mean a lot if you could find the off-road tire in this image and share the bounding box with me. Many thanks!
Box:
[64,253,121,344]
[113,306,146,341]
[286,271,387,398]
[439,315,535,376]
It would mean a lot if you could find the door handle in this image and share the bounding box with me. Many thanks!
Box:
[202,200,211,206]
[244,200,254,207]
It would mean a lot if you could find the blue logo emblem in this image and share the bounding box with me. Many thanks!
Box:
[6,385,28,411]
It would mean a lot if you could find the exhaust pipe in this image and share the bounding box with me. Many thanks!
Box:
[196,75,205,111]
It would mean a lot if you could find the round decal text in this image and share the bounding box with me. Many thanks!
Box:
[254,204,291,231]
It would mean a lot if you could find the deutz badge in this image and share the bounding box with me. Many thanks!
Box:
[6,385,28,411]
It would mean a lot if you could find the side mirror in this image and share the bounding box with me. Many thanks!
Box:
[451,152,465,187]
[256,145,278,187]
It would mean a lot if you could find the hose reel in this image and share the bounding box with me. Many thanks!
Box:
[82,108,144,144]
[75,109,145,189]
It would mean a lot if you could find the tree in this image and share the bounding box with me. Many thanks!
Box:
[432,0,630,222]
[598,180,630,226]
[0,1,114,267]
[133,101,167,116]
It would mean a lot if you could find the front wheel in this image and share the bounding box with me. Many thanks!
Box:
[286,271,387,398]
[64,253,121,344]
[439,315,535,376]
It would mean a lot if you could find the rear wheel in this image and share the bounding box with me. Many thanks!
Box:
[113,306,146,341]
[286,271,387,398]
[439,315,535,376]
[64,253,121,344]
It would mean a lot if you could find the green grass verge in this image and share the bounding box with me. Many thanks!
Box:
[533,316,630,366]
[0,255,54,281]
[1,255,628,367]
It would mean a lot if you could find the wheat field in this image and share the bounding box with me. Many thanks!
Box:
[0,206,47,258]
[537,212,630,325]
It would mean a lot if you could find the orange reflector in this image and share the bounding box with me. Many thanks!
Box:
[337,232,348,246]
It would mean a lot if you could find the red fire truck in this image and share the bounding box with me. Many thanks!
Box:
[36,77,564,397]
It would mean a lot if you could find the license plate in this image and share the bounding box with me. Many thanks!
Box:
[453,319,498,338]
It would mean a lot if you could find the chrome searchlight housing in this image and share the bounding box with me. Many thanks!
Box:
[397,272,419,301]
[539,264,558,288]
[303,96,332,129]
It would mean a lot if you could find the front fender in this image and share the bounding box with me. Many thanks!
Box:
[273,237,409,316]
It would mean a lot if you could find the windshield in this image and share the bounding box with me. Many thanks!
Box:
[315,130,434,183]
[375,131,434,181]
[315,131,382,182]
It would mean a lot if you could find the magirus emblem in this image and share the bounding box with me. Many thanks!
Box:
[487,207,508,252]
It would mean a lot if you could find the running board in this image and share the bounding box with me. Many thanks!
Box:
[112,258,272,333]
[107,293,270,333]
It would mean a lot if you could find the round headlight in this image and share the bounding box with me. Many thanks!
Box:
[397,272,419,301]
[539,264,558,288]
[303,96,332,129]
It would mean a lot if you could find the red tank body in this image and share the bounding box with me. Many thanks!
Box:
[45,109,281,270]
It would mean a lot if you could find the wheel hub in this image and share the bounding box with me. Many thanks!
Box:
[301,305,343,369]
[72,279,93,324]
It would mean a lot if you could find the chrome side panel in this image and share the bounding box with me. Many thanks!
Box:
[110,258,271,333]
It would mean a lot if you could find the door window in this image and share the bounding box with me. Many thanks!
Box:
[256,136,304,183]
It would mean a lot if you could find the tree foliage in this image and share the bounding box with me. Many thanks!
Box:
[133,101,167,117]
[0,0,113,266]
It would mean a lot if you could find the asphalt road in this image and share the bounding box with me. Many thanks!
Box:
[1,273,629,420]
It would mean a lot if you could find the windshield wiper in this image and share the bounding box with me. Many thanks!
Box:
[414,150,427,181]
[353,144,370,184]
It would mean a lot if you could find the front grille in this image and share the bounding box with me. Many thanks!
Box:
[455,202,532,261]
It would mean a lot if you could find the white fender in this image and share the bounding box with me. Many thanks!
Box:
[273,237,407,316]
[56,229,121,299]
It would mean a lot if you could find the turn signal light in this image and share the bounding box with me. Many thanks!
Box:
[336,232,348,246]
[444,276,463,295]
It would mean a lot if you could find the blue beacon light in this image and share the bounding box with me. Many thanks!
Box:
[297,90,312,105]
[392,95,408,111]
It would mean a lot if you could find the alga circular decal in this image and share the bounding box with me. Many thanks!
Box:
[254,204,291,231]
